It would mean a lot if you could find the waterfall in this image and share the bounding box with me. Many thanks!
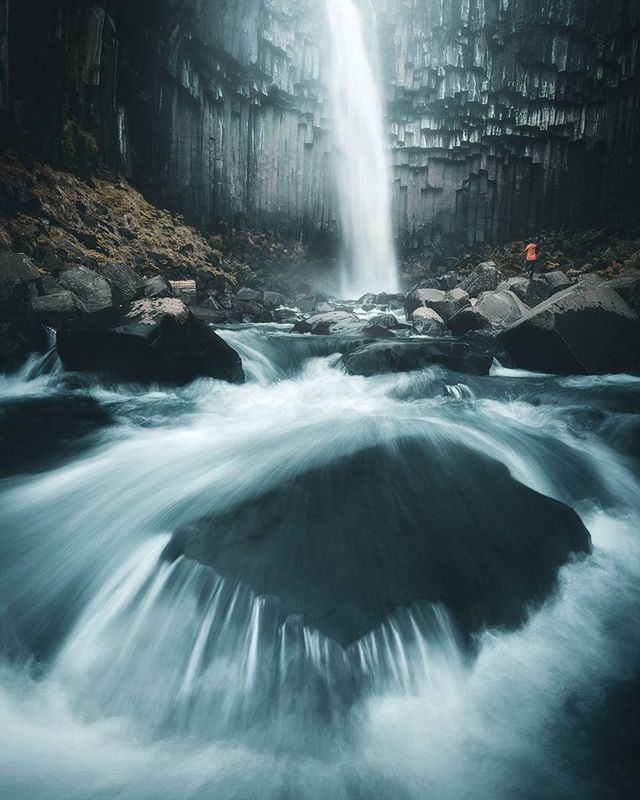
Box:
[325,0,398,299]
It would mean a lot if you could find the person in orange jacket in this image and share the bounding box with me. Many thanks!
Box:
[524,242,538,280]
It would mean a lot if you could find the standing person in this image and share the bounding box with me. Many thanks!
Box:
[524,241,538,280]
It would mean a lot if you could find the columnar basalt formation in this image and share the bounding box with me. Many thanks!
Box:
[1,0,639,248]
[376,0,640,244]
[3,0,333,239]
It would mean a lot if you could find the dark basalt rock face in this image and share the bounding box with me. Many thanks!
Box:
[379,0,640,244]
[0,252,40,321]
[500,283,640,375]
[57,298,245,385]
[341,339,493,376]
[0,320,49,371]
[2,1,638,245]
[166,438,591,646]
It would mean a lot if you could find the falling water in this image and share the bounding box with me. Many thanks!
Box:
[325,0,398,298]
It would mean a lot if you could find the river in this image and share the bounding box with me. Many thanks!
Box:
[0,321,639,799]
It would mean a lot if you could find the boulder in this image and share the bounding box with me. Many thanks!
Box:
[58,267,114,313]
[459,261,504,297]
[543,270,573,294]
[273,308,300,323]
[31,290,87,326]
[500,283,640,375]
[236,287,262,302]
[190,306,234,325]
[606,271,640,313]
[56,298,245,385]
[412,307,445,336]
[262,291,285,310]
[0,252,40,321]
[475,290,529,327]
[0,320,50,371]
[448,306,490,335]
[520,271,573,308]
[144,274,172,299]
[166,438,590,646]
[497,276,530,304]
[368,313,404,330]
[230,298,273,323]
[293,310,361,335]
[405,287,470,323]
[98,262,145,303]
[168,280,197,306]
[315,301,336,313]
[411,271,458,292]
[341,339,493,377]
[448,290,527,334]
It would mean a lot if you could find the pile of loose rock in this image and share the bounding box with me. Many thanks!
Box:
[2,248,639,380]
[398,261,640,375]
[0,252,244,384]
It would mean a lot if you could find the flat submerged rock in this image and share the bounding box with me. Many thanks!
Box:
[166,437,591,647]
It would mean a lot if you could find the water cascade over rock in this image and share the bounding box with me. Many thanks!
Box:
[325,0,398,297]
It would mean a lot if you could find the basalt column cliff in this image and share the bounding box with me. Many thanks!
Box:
[1,0,639,247]
[377,0,640,245]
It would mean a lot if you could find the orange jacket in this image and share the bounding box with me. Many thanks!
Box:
[525,243,537,261]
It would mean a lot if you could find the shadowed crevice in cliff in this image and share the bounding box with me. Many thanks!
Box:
[166,436,591,647]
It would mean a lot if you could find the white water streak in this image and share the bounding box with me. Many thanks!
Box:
[325,0,398,297]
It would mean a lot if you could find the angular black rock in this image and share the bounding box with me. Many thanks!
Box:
[166,438,591,647]
[57,298,244,385]
[341,339,493,377]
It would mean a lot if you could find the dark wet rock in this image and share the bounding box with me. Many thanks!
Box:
[262,290,285,309]
[273,308,300,323]
[167,438,590,646]
[98,262,145,303]
[412,271,458,292]
[230,299,273,323]
[0,395,112,479]
[475,290,529,326]
[497,276,530,304]
[521,271,572,307]
[412,307,445,335]
[143,274,172,299]
[168,280,197,306]
[315,301,336,313]
[41,274,63,295]
[543,270,573,294]
[293,311,394,338]
[405,287,470,323]
[368,313,405,330]
[58,266,115,313]
[341,339,493,377]
[31,290,87,326]
[189,306,233,325]
[236,287,262,302]
[56,298,245,385]
[500,284,640,375]
[0,320,50,371]
[459,262,504,297]
[607,271,640,313]
[448,290,527,334]
[448,306,491,335]
[293,311,360,335]
[0,252,40,321]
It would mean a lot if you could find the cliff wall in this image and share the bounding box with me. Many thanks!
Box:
[1,0,639,246]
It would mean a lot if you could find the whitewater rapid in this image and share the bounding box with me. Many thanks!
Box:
[0,324,639,799]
